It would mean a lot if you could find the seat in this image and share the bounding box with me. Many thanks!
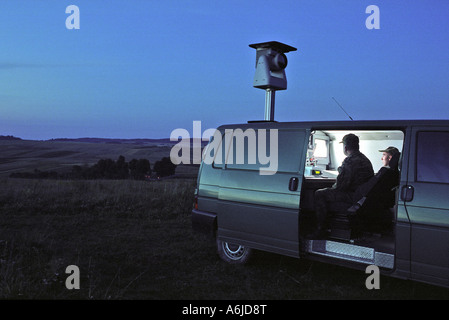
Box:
[328,202,354,240]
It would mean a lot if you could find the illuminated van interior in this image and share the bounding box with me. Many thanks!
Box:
[305,130,404,178]
[300,129,405,244]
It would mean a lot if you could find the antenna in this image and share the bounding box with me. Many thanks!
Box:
[332,97,353,121]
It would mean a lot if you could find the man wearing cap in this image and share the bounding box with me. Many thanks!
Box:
[373,146,400,207]
[380,146,399,169]
[309,133,374,239]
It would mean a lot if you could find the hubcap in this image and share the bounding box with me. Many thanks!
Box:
[223,242,245,260]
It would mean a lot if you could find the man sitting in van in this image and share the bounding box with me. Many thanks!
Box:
[308,133,374,239]
[348,146,400,232]
[351,146,400,211]
[377,147,400,208]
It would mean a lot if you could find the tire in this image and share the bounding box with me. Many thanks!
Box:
[216,238,253,264]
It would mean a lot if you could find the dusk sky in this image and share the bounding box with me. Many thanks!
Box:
[1,1,448,140]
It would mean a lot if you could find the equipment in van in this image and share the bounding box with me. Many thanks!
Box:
[249,41,297,121]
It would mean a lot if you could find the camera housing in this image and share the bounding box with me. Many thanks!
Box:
[249,41,297,90]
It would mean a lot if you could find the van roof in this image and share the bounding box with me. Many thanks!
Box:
[217,119,449,131]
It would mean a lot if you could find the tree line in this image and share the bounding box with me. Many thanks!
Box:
[10,156,177,180]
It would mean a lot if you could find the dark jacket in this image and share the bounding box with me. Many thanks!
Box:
[333,150,374,193]
[363,166,400,209]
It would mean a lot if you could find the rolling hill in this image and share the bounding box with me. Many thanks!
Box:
[0,137,205,179]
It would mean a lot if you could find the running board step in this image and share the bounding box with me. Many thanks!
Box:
[303,240,394,269]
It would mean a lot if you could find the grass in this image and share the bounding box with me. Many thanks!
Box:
[0,178,448,300]
[0,178,195,299]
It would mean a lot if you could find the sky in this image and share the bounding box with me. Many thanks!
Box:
[0,0,448,140]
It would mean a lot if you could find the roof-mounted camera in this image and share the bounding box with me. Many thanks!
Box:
[249,41,297,121]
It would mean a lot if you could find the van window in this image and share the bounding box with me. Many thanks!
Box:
[417,131,449,184]
[314,138,328,158]
[221,129,306,173]
[210,133,225,169]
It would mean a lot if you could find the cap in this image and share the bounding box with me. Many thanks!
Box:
[339,133,359,145]
[379,146,399,156]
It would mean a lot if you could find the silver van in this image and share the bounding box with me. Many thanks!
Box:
[192,119,449,289]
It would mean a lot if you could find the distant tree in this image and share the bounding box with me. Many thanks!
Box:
[89,158,117,179]
[10,155,154,181]
[0,135,21,141]
[153,157,177,178]
[116,155,129,179]
[99,159,115,178]
[129,158,151,180]
[70,165,84,179]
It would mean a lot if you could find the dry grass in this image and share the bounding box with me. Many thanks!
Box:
[0,178,448,300]
[0,178,195,299]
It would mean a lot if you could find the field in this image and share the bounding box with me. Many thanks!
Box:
[1,179,448,302]
[0,138,200,179]
[0,139,448,302]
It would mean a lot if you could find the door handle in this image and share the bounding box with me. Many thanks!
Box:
[401,185,414,202]
[289,177,299,191]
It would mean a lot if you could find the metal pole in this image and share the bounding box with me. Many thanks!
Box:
[264,89,276,121]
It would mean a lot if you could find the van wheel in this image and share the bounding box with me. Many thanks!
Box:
[217,238,253,264]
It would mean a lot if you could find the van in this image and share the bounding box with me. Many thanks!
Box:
[192,119,449,289]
